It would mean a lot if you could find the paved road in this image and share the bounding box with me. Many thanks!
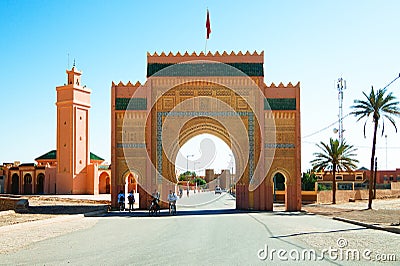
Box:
[1,192,398,265]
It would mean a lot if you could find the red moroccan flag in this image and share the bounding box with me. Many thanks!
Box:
[206,9,211,39]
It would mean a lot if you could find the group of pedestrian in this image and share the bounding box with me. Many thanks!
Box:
[117,190,136,212]
[117,189,180,215]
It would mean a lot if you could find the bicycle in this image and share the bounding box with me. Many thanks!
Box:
[169,202,176,215]
[149,200,160,216]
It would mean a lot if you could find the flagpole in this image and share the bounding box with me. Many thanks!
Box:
[205,38,208,54]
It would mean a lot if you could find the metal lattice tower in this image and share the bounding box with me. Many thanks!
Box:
[336,78,346,143]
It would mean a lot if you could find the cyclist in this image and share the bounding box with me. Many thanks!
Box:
[167,190,178,214]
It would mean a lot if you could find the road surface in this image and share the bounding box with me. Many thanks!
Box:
[0,191,398,265]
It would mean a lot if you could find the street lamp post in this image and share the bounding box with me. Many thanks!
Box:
[229,154,234,193]
[385,135,388,169]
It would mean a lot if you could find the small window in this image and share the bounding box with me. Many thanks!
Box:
[384,176,388,181]
[397,176,400,181]
[317,175,322,180]
[336,175,343,180]
[390,176,394,181]
[356,175,363,180]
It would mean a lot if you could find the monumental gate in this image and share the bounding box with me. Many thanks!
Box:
[111,51,301,211]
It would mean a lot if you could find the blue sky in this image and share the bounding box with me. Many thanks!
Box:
[1,1,400,172]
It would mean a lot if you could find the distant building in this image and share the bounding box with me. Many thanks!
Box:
[315,167,400,191]
[315,169,368,190]
[376,168,400,184]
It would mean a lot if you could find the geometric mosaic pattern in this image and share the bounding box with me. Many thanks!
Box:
[264,98,296,110]
[265,143,295,149]
[147,63,264,77]
[116,98,147,110]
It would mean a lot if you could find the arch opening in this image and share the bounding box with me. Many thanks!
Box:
[172,132,237,209]
[11,173,19,194]
[121,171,140,210]
[99,172,111,194]
[23,173,32,195]
[272,172,286,203]
[37,173,45,194]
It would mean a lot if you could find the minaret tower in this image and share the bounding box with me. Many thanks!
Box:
[55,64,91,194]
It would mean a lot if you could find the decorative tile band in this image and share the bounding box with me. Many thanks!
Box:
[265,143,295,149]
[116,98,147,110]
[117,143,146,149]
[264,98,296,110]
[147,62,264,77]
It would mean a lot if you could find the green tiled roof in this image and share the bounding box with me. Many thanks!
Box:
[116,98,147,110]
[35,150,104,162]
[90,153,104,161]
[35,150,57,160]
[264,98,296,110]
[147,63,264,77]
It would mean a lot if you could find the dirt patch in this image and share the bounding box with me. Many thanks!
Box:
[0,196,109,227]
[303,201,400,229]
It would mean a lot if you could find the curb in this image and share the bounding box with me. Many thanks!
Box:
[333,217,400,234]
[83,208,108,217]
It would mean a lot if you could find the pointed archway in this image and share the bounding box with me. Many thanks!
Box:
[11,173,19,194]
[37,173,45,194]
[23,173,32,195]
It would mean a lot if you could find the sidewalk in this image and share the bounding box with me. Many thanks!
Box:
[303,198,400,234]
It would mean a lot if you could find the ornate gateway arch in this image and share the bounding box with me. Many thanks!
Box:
[111,51,301,211]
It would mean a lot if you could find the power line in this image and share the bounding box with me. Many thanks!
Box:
[302,113,351,139]
[302,141,400,149]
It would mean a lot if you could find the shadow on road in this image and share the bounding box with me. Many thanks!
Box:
[270,227,367,239]
[18,205,109,215]
[86,208,311,218]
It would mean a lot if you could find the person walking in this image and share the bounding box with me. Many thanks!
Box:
[128,190,135,212]
[117,190,125,211]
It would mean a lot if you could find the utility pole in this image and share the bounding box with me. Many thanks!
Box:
[385,135,388,169]
[336,77,346,143]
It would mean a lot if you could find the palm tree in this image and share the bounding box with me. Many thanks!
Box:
[311,138,358,204]
[351,86,400,209]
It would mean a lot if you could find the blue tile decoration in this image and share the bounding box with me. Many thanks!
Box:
[265,143,295,148]
[264,98,296,110]
[116,143,146,148]
[116,98,147,110]
[147,63,264,77]
[157,113,163,182]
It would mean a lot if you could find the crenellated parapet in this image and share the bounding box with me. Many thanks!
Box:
[111,80,142,88]
[147,50,264,64]
[266,81,300,89]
